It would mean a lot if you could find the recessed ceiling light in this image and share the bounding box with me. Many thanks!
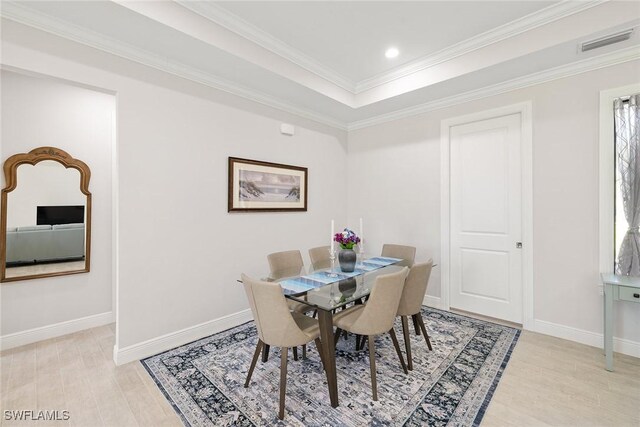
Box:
[385,47,399,59]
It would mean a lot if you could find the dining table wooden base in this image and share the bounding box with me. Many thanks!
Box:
[317,308,339,407]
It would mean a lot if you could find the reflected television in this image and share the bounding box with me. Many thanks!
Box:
[36,205,84,225]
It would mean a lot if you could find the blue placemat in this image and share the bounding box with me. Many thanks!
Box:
[279,276,327,295]
[278,256,402,294]
[304,271,355,283]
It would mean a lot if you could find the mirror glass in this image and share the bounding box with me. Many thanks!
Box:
[2,149,91,282]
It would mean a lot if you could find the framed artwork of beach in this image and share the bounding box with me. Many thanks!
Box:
[228,157,308,212]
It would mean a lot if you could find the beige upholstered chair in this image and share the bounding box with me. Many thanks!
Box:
[267,250,313,361]
[308,245,331,269]
[242,274,326,420]
[397,260,434,370]
[332,267,409,401]
[381,244,416,267]
[267,250,313,314]
[268,250,304,273]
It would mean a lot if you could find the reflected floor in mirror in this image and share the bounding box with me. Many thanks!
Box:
[5,260,86,279]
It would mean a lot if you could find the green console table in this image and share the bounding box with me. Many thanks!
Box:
[600,273,640,371]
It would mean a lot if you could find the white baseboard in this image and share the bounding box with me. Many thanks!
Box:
[113,309,253,365]
[530,319,640,358]
[419,299,639,358]
[0,311,114,351]
[423,295,442,309]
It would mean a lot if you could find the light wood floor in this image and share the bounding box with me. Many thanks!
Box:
[5,261,86,279]
[0,325,181,427]
[1,324,638,426]
[482,331,639,426]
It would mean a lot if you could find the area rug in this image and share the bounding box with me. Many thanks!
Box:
[142,307,520,426]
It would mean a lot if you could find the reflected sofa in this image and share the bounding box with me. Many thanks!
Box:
[6,223,85,265]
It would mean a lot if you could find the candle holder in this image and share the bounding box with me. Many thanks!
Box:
[328,249,338,278]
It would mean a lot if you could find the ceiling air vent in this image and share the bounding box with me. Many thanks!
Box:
[581,29,634,52]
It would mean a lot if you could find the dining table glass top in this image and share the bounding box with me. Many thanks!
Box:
[263,255,410,311]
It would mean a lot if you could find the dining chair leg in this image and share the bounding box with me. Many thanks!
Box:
[352,299,363,350]
[293,346,299,361]
[388,328,408,374]
[342,329,349,340]
[279,347,288,420]
[417,313,433,351]
[334,328,342,346]
[412,314,421,336]
[244,340,263,388]
[401,316,413,371]
[359,335,367,351]
[302,344,307,359]
[367,336,378,401]
[262,344,270,363]
[314,338,326,371]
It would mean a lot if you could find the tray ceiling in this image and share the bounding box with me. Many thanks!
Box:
[213,1,557,83]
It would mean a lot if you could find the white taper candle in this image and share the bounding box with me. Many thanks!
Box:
[359,217,364,253]
[331,219,335,252]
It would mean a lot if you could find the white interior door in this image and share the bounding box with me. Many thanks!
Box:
[449,113,523,323]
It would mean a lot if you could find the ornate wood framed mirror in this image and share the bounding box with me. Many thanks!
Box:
[1,147,91,282]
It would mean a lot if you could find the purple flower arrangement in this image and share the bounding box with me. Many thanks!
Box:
[334,228,361,250]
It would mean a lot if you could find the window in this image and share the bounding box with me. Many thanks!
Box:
[614,98,629,272]
[613,95,639,275]
[599,84,640,276]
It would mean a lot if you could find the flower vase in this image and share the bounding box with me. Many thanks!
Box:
[338,248,356,272]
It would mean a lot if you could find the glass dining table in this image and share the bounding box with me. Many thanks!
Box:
[256,255,409,408]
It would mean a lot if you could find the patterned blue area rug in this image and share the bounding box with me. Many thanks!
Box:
[142,308,519,426]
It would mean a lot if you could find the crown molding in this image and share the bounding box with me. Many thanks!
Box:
[175,0,356,93]
[2,1,636,134]
[354,0,607,93]
[172,0,606,95]
[0,1,348,130]
[347,45,640,131]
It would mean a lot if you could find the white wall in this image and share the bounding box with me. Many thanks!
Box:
[0,21,348,357]
[115,83,347,353]
[348,60,640,348]
[1,70,114,338]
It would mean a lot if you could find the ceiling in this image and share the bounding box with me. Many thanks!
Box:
[213,1,557,82]
[2,1,639,130]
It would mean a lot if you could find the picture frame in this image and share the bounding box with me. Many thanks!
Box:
[228,157,308,212]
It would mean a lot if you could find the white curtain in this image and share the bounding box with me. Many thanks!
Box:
[615,94,640,276]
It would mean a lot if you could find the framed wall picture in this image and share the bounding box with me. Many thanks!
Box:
[228,157,308,212]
